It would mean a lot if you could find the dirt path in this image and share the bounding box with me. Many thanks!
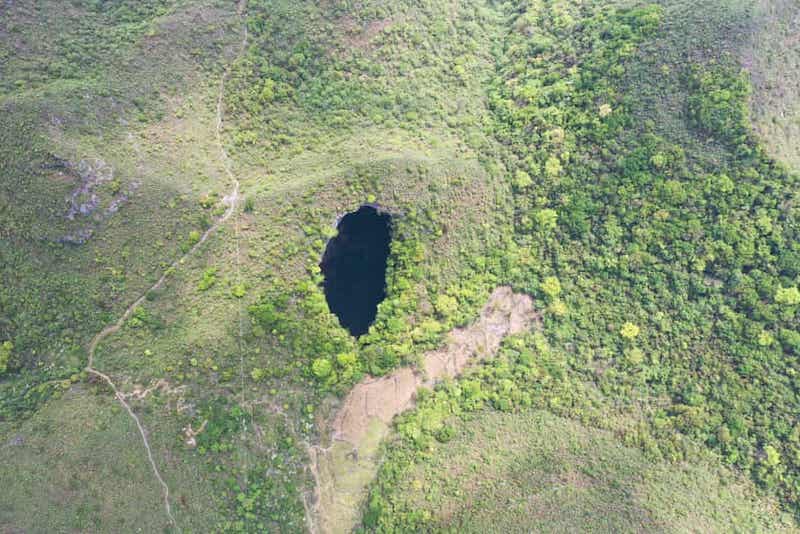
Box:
[216,0,251,480]
[308,286,539,533]
[84,4,250,530]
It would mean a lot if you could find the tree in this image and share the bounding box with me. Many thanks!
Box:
[512,170,533,189]
[311,358,333,380]
[548,299,567,316]
[0,341,11,375]
[540,276,561,300]
[534,208,558,231]
[620,322,640,340]
[757,330,775,347]
[544,155,562,178]
[763,444,781,468]
[775,286,800,306]
[259,79,276,103]
[336,351,360,382]
[433,294,458,319]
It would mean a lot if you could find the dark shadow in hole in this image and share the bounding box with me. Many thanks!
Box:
[320,205,392,337]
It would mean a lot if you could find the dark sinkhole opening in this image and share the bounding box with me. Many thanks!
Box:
[320,205,392,337]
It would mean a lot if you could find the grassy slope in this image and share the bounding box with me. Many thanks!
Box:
[2,0,513,531]
[385,409,792,533]
[630,0,800,171]
[2,0,800,531]
[744,0,800,171]
[0,0,241,410]
[0,387,172,532]
[0,1,252,530]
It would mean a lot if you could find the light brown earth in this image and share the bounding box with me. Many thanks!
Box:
[310,286,540,533]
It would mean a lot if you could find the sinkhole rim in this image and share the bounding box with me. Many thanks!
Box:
[319,204,394,337]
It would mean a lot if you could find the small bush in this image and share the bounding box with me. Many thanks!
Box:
[540,276,561,300]
[0,341,12,375]
[198,267,218,291]
[311,358,333,380]
[775,286,800,306]
[620,322,640,340]
[243,196,255,213]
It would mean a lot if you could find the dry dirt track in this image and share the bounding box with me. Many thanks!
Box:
[310,286,540,533]
[83,3,250,530]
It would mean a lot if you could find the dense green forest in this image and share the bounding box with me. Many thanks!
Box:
[363,1,800,529]
[1,0,799,531]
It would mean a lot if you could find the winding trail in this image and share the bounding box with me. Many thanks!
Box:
[215,8,251,483]
[84,4,249,530]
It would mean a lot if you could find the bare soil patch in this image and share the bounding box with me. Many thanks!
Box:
[311,286,539,533]
[332,286,538,446]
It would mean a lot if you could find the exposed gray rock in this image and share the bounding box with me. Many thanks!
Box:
[65,158,113,221]
[53,157,137,245]
[58,227,94,245]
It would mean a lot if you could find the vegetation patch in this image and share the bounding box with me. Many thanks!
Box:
[3,0,800,531]
[365,0,800,529]
[365,408,793,532]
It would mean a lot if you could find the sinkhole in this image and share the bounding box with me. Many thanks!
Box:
[320,205,392,337]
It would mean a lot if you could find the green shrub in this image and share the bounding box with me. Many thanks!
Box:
[533,209,558,231]
[198,267,218,291]
[433,294,458,319]
[687,66,751,145]
[0,341,12,375]
[620,322,640,340]
[540,276,561,300]
[512,170,533,189]
[311,358,333,380]
[544,156,562,178]
[187,230,201,246]
[250,368,266,382]
[775,286,800,306]
[243,196,255,213]
[127,306,161,330]
[624,347,644,366]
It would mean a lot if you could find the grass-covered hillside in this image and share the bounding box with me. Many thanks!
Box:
[370,409,793,532]
[1,0,800,532]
